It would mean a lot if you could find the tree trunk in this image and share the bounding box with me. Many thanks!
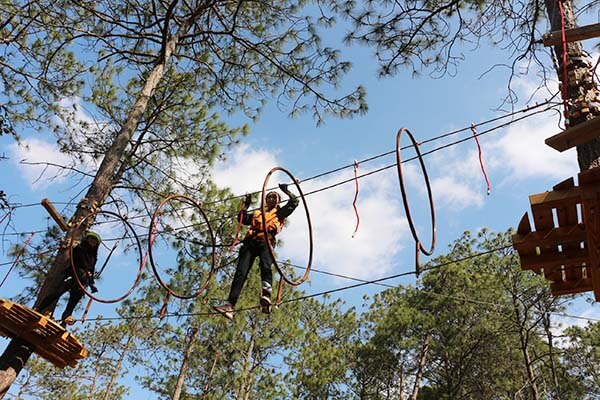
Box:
[172,324,199,400]
[201,350,220,400]
[398,364,404,400]
[0,2,212,395]
[237,320,257,400]
[89,346,107,397]
[410,334,431,400]
[544,0,600,170]
[101,334,132,400]
[513,303,540,400]
[542,312,561,399]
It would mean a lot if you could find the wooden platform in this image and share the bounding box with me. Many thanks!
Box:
[0,299,88,368]
[545,115,600,152]
[543,22,600,47]
[512,168,600,300]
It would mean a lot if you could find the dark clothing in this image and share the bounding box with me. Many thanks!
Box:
[72,240,97,286]
[37,241,98,319]
[227,194,299,306]
[227,240,274,306]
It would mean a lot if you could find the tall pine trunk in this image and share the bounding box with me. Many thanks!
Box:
[544,0,600,170]
[0,3,212,396]
[101,334,133,400]
[410,334,430,400]
[172,323,199,400]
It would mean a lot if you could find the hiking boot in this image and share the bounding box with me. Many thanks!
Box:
[213,303,234,320]
[260,290,272,314]
[61,316,75,327]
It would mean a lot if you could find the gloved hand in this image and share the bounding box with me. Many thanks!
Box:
[278,183,291,195]
[243,193,252,209]
[90,284,99,293]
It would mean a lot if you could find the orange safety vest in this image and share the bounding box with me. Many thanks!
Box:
[244,207,284,242]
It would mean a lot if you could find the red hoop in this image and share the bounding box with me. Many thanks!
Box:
[148,194,216,299]
[396,128,436,266]
[261,166,313,286]
[69,209,143,304]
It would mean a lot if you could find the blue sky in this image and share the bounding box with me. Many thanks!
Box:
[1,8,600,398]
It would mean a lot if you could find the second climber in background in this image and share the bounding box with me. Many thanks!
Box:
[214,183,299,320]
[36,231,101,326]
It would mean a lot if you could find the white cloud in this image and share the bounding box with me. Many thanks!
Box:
[211,144,409,281]
[430,176,484,209]
[403,109,577,213]
[211,143,279,194]
[9,138,75,189]
[403,157,485,211]
[489,115,578,181]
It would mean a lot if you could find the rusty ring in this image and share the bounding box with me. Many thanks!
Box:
[148,194,216,299]
[396,128,436,258]
[261,166,313,286]
[69,209,144,304]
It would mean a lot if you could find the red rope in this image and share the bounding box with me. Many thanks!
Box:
[0,212,9,227]
[227,201,245,253]
[352,160,360,238]
[143,213,160,271]
[558,0,570,125]
[470,124,491,196]
[0,232,35,287]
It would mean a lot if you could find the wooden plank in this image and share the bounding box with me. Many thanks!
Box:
[543,265,565,282]
[529,188,581,207]
[519,247,588,270]
[578,167,600,187]
[543,22,600,47]
[23,316,48,330]
[581,193,600,301]
[46,331,69,345]
[513,213,542,273]
[516,212,532,235]
[553,177,575,191]
[545,116,600,152]
[551,280,594,296]
[531,204,556,231]
[0,299,87,368]
[530,204,560,273]
[556,199,585,283]
[512,223,586,250]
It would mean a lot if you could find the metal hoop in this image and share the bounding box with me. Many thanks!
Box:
[69,209,143,304]
[396,128,436,259]
[261,166,313,286]
[148,194,216,299]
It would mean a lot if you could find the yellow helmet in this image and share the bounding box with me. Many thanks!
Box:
[85,231,102,244]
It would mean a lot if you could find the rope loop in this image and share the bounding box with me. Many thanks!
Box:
[69,209,143,303]
[261,167,313,286]
[395,128,437,274]
[148,194,216,299]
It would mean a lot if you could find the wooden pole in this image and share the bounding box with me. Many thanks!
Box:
[40,199,69,232]
[543,22,600,46]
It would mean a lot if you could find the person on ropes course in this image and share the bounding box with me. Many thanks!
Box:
[37,231,100,326]
[214,183,299,320]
